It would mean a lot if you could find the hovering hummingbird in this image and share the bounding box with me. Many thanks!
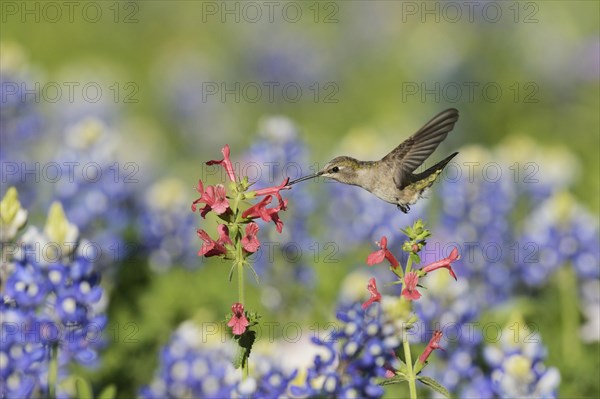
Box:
[288,108,459,213]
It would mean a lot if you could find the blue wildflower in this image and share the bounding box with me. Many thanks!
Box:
[49,117,139,270]
[291,302,400,398]
[139,321,297,399]
[518,193,600,286]
[483,322,560,398]
[1,198,107,398]
[137,178,199,272]
[0,43,44,208]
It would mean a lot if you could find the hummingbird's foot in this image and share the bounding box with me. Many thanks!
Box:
[397,204,410,213]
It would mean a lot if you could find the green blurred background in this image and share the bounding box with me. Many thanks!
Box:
[3,0,598,205]
[2,1,599,398]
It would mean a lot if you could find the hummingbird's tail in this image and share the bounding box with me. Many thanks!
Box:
[412,152,458,182]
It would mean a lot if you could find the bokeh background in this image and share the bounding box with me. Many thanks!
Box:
[1,1,599,398]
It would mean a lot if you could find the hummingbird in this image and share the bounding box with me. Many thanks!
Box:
[288,108,459,213]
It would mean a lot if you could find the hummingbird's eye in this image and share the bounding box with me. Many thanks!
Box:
[331,166,340,173]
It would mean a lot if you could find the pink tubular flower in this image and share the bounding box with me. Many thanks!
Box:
[206,144,237,182]
[251,177,290,209]
[242,196,272,221]
[241,222,260,253]
[196,224,233,257]
[367,236,400,269]
[242,196,287,233]
[401,271,421,301]
[361,277,382,309]
[421,247,460,280]
[418,330,444,364]
[227,302,250,335]
[191,180,230,218]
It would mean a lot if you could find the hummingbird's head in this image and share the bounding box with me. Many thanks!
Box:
[318,156,361,184]
[288,156,363,186]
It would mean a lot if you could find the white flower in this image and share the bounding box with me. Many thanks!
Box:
[0,187,28,242]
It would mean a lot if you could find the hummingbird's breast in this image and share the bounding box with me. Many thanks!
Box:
[356,162,400,205]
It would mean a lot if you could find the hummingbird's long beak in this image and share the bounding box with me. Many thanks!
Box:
[288,171,323,186]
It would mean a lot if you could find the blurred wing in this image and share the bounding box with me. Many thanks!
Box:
[384,108,459,189]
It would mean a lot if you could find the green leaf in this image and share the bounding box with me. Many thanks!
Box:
[409,252,421,264]
[418,376,450,398]
[247,264,260,284]
[228,263,236,282]
[233,330,256,369]
[377,374,408,386]
[74,376,93,399]
[98,385,117,399]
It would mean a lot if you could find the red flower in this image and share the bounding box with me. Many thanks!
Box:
[401,271,421,301]
[242,195,287,233]
[418,330,444,364]
[361,277,382,309]
[196,224,233,257]
[367,236,400,269]
[421,247,460,280]
[241,222,260,253]
[227,302,250,335]
[206,144,237,182]
[242,196,271,221]
[251,177,290,209]
[191,180,230,218]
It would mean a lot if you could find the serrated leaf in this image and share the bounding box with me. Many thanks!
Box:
[98,384,117,399]
[418,376,450,398]
[233,330,256,369]
[74,376,93,399]
[377,374,408,386]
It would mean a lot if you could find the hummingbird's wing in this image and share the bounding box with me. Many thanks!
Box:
[383,108,459,190]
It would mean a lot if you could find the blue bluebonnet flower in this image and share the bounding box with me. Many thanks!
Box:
[437,145,519,307]
[137,178,199,272]
[291,302,400,398]
[483,322,560,398]
[49,117,139,270]
[0,42,45,208]
[518,193,600,286]
[411,261,487,396]
[242,117,318,296]
[139,321,297,399]
[1,198,107,398]
[240,355,298,399]
[0,43,43,152]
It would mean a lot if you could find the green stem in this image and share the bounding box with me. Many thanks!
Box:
[233,191,249,379]
[405,255,413,275]
[403,333,418,399]
[48,343,58,399]
[233,191,245,306]
[557,266,580,367]
[237,259,245,307]
[238,257,248,380]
